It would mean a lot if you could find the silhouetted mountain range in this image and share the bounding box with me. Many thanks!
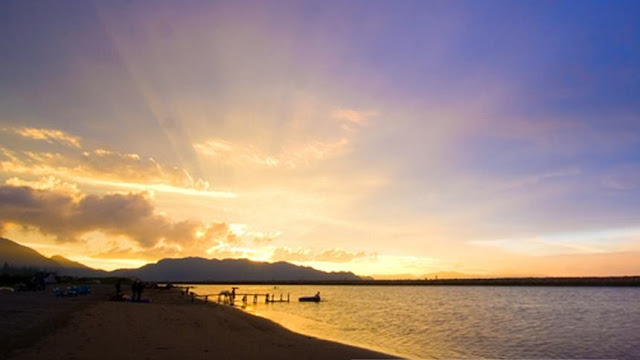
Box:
[0,237,106,277]
[0,237,58,268]
[0,238,363,281]
[111,257,362,282]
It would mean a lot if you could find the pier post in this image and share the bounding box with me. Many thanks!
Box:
[287,293,290,302]
[231,287,237,305]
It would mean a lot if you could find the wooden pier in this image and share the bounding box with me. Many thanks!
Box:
[189,287,290,305]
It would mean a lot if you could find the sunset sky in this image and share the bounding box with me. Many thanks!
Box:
[2,0,640,277]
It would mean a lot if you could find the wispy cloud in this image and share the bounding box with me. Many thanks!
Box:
[468,227,640,256]
[194,108,374,169]
[499,167,581,190]
[331,108,377,127]
[601,164,640,191]
[0,128,234,198]
[270,247,376,263]
[193,139,282,167]
[194,137,350,169]
[3,127,82,148]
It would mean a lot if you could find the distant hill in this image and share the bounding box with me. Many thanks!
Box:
[50,255,107,277]
[111,257,364,282]
[0,237,105,277]
[0,237,59,269]
[50,255,86,268]
[1,238,363,282]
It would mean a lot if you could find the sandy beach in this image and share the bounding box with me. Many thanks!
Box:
[1,285,395,360]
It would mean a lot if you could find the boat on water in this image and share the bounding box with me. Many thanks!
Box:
[299,292,321,302]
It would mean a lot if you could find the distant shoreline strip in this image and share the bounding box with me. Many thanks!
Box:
[170,276,640,287]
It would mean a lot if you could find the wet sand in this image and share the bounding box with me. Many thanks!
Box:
[2,286,395,359]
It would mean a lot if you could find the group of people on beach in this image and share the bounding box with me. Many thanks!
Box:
[131,280,145,301]
[112,279,145,301]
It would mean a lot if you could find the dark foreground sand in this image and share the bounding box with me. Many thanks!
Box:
[2,285,396,360]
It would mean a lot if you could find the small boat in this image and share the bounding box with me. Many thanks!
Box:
[298,292,321,302]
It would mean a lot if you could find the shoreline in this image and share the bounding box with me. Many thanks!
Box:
[241,302,406,359]
[209,294,405,359]
[175,276,640,287]
[3,285,396,360]
[187,285,407,359]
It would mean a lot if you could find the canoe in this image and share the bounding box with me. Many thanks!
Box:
[298,295,320,302]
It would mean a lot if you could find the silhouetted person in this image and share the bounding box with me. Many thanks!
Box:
[136,282,145,301]
[131,280,137,300]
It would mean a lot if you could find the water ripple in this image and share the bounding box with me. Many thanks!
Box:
[192,285,640,359]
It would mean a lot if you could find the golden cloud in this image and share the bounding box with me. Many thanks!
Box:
[0,127,233,198]
[0,180,234,250]
[4,176,82,200]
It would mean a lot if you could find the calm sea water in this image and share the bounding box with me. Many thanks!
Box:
[189,285,640,359]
